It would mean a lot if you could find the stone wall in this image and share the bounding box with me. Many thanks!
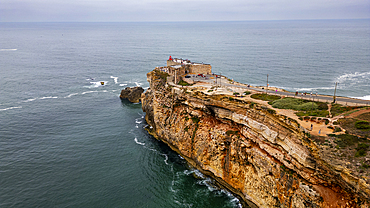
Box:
[190,64,212,75]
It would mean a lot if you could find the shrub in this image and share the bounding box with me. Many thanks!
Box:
[334,134,360,148]
[355,143,369,157]
[244,91,251,95]
[355,120,370,130]
[191,116,200,123]
[317,102,328,110]
[267,109,276,114]
[178,80,191,86]
[251,93,281,102]
[226,130,239,136]
[334,126,342,133]
[233,92,240,96]
[155,70,169,81]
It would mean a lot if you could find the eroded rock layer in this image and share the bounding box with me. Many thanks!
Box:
[141,70,370,208]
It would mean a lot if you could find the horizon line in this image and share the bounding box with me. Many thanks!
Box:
[1,18,369,24]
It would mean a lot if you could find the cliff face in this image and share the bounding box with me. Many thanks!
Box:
[142,70,370,208]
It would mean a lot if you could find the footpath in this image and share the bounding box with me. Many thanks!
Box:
[169,74,369,136]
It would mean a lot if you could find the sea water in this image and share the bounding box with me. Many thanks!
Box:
[0,20,369,207]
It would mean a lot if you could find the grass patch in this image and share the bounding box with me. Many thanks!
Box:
[271,97,317,111]
[178,80,191,86]
[251,93,281,102]
[244,91,251,95]
[272,97,329,117]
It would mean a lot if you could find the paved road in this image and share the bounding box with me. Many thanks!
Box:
[190,75,370,106]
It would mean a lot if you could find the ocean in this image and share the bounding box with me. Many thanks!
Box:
[0,20,369,207]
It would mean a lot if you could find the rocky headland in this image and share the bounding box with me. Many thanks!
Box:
[140,66,370,207]
[120,86,144,103]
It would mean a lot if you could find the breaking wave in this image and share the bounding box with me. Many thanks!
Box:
[0,106,22,111]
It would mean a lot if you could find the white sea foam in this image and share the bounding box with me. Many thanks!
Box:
[110,76,118,84]
[82,91,99,95]
[134,137,145,146]
[85,81,106,88]
[163,154,169,165]
[23,98,37,102]
[290,86,334,92]
[336,71,370,83]
[119,84,128,87]
[65,93,79,98]
[0,106,22,111]
[134,82,142,87]
[352,95,370,101]
[39,96,58,100]
[0,49,17,51]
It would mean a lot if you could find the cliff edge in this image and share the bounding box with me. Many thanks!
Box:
[141,69,370,207]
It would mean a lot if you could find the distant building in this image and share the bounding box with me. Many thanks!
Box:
[166,56,212,75]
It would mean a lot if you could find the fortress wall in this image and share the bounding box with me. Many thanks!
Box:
[190,64,212,74]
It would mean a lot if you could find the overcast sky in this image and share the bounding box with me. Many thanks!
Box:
[1,0,369,22]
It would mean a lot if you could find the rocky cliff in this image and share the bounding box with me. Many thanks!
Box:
[141,69,370,208]
[120,86,144,103]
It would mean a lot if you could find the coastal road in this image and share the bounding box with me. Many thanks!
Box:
[191,75,370,106]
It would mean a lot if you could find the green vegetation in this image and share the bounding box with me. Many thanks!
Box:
[208,90,213,92]
[244,91,251,95]
[355,143,369,157]
[251,93,281,102]
[184,126,189,132]
[178,80,191,86]
[270,97,329,117]
[271,97,316,111]
[280,164,294,176]
[191,116,200,123]
[226,130,239,136]
[155,70,169,81]
[339,113,370,139]
[332,134,365,148]
[233,92,240,96]
[267,109,276,114]
[330,104,362,117]
[333,126,342,133]
[324,119,330,125]
[355,120,370,130]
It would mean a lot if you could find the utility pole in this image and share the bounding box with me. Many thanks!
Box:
[266,74,269,94]
[333,82,338,103]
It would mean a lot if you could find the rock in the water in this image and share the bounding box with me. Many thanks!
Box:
[120,87,144,103]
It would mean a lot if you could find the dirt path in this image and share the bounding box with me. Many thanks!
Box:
[345,108,370,119]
